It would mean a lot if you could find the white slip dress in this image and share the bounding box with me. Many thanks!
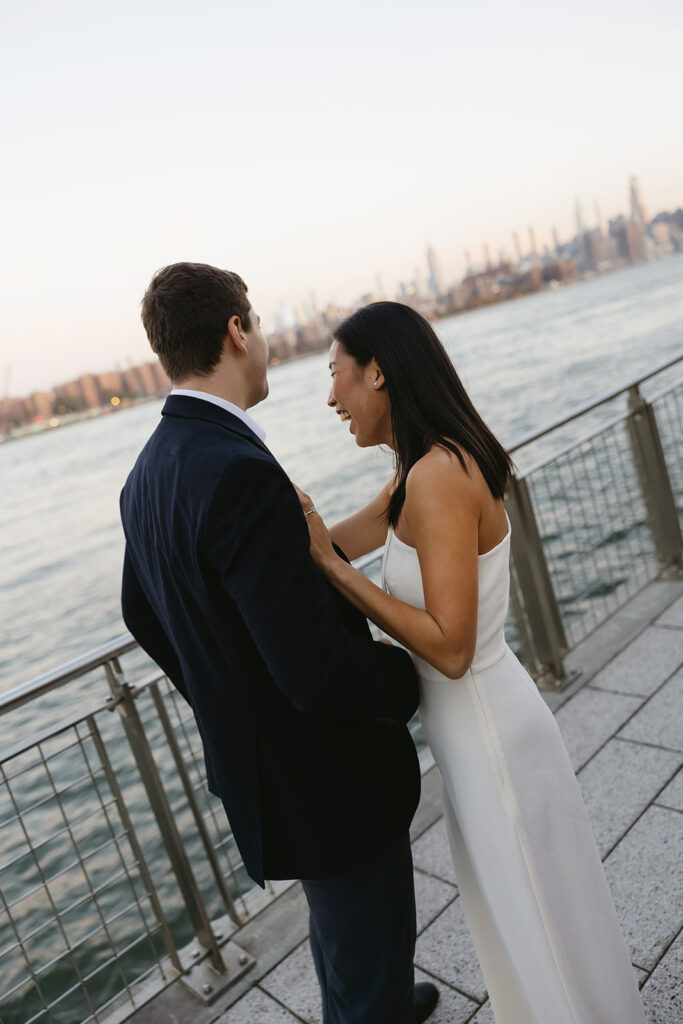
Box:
[381,515,645,1023]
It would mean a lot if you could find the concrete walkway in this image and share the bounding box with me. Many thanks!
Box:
[135,579,683,1024]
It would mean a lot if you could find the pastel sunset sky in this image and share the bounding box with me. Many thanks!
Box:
[2,0,681,394]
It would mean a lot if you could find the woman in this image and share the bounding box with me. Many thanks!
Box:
[296,302,645,1024]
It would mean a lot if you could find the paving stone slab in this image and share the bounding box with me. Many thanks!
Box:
[414,868,458,934]
[657,594,683,628]
[414,968,479,1024]
[590,625,683,696]
[412,817,459,886]
[218,986,302,1024]
[468,999,494,1022]
[577,738,681,857]
[604,805,683,970]
[635,965,649,988]
[414,898,487,1002]
[656,767,683,812]
[619,669,683,752]
[641,929,683,1023]
[248,943,479,1024]
[555,686,642,770]
[260,940,320,1023]
[616,580,683,625]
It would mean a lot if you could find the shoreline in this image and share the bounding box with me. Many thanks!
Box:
[3,254,681,446]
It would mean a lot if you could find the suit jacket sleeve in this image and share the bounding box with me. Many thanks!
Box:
[121,547,190,703]
[203,454,419,723]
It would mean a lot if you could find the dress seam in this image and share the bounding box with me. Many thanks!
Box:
[467,664,581,1024]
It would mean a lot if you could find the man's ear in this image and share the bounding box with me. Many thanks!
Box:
[226,314,248,356]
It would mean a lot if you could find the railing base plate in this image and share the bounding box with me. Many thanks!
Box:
[181,942,255,1003]
[536,667,582,692]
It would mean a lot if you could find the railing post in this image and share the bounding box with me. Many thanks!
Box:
[105,659,255,1002]
[87,715,184,975]
[506,475,568,687]
[627,385,683,574]
[149,681,242,927]
[508,569,541,680]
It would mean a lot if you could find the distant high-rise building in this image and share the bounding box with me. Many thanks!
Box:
[528,226,538,256]
[512,232,522,264]
[150,361,170,392]
[79,374,103,409]
[528,226,541,266]
[54,378,85,410]
[552,227,561,251]
[137,362,159,397]
[630,176,649,226]
[294,303,309,327]
[414,265,429,298]
[123,366,143,397]
[26,391,54,419]
[464,250,473,274]
[593,199,604,236]
[615,220,646,264]
[482,242,492,269]
[426,246,445,296]
[575,198,585,238]
[97,370,124,396]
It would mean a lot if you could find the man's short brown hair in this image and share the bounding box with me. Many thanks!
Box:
[141,262,251,382]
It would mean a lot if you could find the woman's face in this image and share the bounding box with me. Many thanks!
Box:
[327,339,392,448]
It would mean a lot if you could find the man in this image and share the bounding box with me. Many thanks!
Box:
[120,262,439,1023]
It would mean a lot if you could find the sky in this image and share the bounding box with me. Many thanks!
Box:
[1,0,682,396]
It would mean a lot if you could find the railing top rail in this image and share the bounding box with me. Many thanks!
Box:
[0,633,136,717]
[507,351,682,454]
[2,353,681,717]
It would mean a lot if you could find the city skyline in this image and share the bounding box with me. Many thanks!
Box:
[4,171,680,432]
[2,0,682,396]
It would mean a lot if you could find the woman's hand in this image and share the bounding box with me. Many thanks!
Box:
[293,484,339,572]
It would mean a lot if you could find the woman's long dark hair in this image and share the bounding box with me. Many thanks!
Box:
[333,301,514,526]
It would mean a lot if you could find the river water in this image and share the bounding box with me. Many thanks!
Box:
[2,256,683,703]
[1,257,682,1024]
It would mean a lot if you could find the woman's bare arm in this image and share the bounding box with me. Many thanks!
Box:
[328,478,393,560]
[300,452,481,678]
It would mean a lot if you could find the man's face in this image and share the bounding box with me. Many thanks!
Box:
[244,304,269,407]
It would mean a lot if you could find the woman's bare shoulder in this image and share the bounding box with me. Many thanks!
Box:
[403,448,480,535]
[406,444,477,492]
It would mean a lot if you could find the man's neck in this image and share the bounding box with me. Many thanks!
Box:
[175,375,249,411]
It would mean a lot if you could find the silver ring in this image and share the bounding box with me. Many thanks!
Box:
[305,506,318,516]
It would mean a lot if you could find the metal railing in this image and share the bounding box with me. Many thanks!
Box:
[0,646,279,1024]
[360,353,682,685]
[0,352,681,1024]
[503,353,682,685]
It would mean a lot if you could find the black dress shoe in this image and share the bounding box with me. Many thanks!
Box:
[414,980,440,1022]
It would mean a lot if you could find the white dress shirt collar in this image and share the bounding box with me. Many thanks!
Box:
[170,389,267,442]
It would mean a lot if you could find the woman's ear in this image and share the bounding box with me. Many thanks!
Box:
[369,358,385,390]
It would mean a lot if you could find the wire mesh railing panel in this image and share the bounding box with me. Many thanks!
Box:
[524,417,659,647]
[0,716,173,1024]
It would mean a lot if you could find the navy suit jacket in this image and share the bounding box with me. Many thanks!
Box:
[120,395,420,885]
